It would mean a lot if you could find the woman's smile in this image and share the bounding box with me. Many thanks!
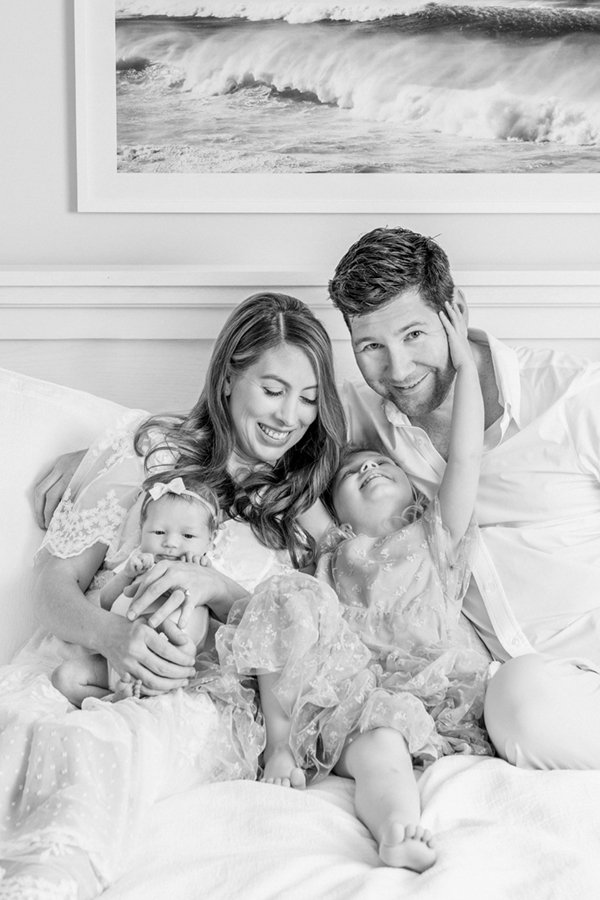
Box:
[258,423,295,443]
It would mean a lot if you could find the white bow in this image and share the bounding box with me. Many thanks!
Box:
[146,477,218,524]
[148,477,192,502]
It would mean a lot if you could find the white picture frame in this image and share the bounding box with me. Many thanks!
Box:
[75,0,600,214]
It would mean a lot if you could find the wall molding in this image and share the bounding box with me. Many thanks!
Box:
[1,266,599,342]
[2,265,600,290]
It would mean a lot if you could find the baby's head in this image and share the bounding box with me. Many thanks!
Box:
[139,475,219,561]
[330,448,417,538]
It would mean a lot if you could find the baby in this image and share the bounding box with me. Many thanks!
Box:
[51,475,219,706]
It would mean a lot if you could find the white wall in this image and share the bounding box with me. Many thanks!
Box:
[3,0,600,275]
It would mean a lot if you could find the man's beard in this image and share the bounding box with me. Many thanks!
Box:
[385,367,455,420]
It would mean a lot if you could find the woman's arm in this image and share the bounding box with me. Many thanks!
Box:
[436,301,484,549]
[123,560,249,627]
[34,546,197,692]
[98,570,134,611]
[34,449,87,528]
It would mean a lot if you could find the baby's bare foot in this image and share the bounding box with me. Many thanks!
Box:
[262,743,306,789]
[379,821,436,872]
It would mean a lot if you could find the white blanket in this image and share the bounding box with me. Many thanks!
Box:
[105,756,600,900]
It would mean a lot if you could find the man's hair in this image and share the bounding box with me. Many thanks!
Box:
[328,227,455,325]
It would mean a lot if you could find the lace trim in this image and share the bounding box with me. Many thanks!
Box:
[0,827,105,897]
[40,488,126,560]
[0,870,78,900]
[88,413,146,477]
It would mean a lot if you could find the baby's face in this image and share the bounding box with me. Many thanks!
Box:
[332,451,414,538]
[140,496,213,561]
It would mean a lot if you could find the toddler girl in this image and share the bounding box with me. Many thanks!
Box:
[51,475,219,706]
[215,301,493,873]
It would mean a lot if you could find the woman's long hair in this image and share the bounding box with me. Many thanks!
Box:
[135,293,346,566]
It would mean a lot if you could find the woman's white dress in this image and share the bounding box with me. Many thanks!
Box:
[0,412,292,897]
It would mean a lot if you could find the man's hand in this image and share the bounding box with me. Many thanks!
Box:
[33,449,86,528]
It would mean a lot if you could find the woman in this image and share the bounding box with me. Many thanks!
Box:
[0,293,346,899]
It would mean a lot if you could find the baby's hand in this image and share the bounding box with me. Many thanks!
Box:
[184,551,211,567]
[125,551,154,578]
[439,300,473,371]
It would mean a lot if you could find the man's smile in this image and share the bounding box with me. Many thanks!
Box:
[391,372,428,392]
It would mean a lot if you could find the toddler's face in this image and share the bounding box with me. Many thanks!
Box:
[140,496,213,561]
[332,451,414,538]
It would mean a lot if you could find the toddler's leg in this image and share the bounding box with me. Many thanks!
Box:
[335,727,435,872]
[51,655,110,707]
[258,672,306,789]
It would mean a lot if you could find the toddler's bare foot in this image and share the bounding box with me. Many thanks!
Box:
[378,821,436,872]
[262,743,306,789]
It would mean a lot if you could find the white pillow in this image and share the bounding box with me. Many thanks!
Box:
[0,367,134,664]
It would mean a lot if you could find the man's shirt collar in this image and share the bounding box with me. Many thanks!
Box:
[382,328,522,434]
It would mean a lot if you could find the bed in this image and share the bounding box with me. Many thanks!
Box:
[3,266,600,899]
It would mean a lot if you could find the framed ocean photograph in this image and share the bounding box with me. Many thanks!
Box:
[75,0,600,212]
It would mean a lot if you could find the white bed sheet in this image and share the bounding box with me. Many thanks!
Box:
[105,756,600,900]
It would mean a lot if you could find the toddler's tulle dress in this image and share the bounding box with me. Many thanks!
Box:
[214,497,493,781]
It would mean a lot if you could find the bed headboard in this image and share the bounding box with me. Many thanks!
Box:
[1,267,599,411]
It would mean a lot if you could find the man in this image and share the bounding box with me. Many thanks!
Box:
[329,226,600,770]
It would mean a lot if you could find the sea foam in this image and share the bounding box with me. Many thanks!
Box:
[117,16,600,145]
[116,0,543,24]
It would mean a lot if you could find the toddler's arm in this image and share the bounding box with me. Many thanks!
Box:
[436,301,484,549]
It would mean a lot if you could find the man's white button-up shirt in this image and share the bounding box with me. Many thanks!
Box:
[342,329,600,665]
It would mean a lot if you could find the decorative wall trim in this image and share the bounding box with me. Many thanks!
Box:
[1,266,599,342]
[2,265,600,290]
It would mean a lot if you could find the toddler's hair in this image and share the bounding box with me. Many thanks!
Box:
[140,474,220,535]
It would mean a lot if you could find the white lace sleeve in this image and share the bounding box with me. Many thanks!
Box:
[39,410,150,560]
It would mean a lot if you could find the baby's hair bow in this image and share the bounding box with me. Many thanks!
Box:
[148,477,191,501]
[144,476,220,531]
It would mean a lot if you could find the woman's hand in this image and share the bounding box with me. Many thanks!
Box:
[33,449,86,528]
[439,300,473,372]
[123,558,245,628]
[101,613,197,695]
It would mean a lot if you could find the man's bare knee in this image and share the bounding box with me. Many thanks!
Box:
[484,654,582,766]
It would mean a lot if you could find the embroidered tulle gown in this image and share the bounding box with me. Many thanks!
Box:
[0,412,291,898]
[214,498,493,782]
